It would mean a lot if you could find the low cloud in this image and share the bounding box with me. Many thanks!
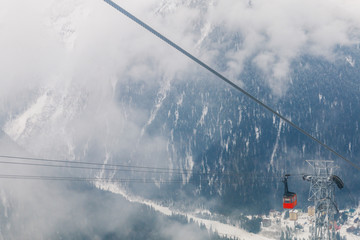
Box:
[206,0,360,95]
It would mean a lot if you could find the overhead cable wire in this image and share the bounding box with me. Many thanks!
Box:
[0,155,177,171]
[0,159,283,180]
[103,0,360,171]
[0,174,281,185]
[0,174,201,183]
[0,159,183,175]
[0,155,226,174]
[0,159,243,177]
[0,155,280,178]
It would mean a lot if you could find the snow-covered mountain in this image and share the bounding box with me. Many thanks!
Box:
[1,0,360,238]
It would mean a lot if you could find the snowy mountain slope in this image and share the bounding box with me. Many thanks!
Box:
[1,3,360,239]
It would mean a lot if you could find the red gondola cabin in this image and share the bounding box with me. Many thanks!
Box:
[283,193,297,209]
[282,174,297,209]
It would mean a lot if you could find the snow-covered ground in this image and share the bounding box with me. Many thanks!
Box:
[96,181,268,240]
[96,180,360,240]
[260,209,312,239]
[339,207,360,239]
[260,208,360,240]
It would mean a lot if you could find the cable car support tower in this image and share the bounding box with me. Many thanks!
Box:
[303,160,344,240]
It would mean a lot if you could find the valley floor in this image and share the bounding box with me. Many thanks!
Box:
[96,181,360,240]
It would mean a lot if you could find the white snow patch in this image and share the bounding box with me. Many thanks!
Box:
[4,91,49,141]
[245,138,250,152]
[302,144,306,155]
[141,77,171,137]
[176,92,184,106]
[255,126,260,141]
[194,208,212,216]
[237,106,242,125]
[345,55,355,67]
[198,105,208,126]
[96,181,173,215]
[182,150,194,183]
[269,120,283,171]
[3,84,86,157]
[196,23,212,48]
[174,109,179,126]
[318,93,323,102]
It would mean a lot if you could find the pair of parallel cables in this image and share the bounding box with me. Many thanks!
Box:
[0,155,283,184]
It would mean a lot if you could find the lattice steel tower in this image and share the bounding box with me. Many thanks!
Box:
[303,160,343,240]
